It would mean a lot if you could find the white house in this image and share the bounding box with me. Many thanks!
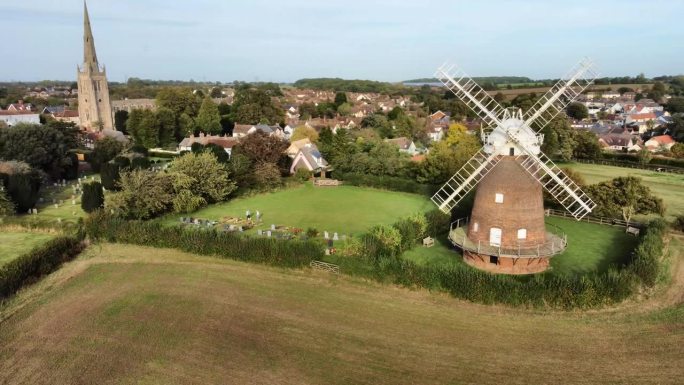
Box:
[385,137,418,155]
[178,133,239,157]
[0,111,40,126]
[290,143,329,176]
[644,135,676,152]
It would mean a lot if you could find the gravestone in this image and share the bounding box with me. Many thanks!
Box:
[257,229,263,235]
[266,231,272,237]
[333,233,339,241]
[324,231,329,239]
[271,224,276,231]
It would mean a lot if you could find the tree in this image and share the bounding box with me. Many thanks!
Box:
[0,188,14,216]
[107,169,176,219]
[572,130,601,160]
[334,91,348,107]
[670,142,684,158]
[100,162,122,190]
[234,131,288,164]
[666,97,684,114]
[231,87,284,124]
[210,87,223,98]
[416,124,480,184]
[252,162,282,190]
[2,169,41,212]
[637,148,652,165]
[114,110,129,133]
[167,151,236,203]
[195,95,222,135]
[618,87,634,95]
[81,181,104,213]
[90,137,124,172]
[587,177,664,225]
[0,123,74,179]
[290,125,319,143]
[336,102,352,116]
[566,102,589,120]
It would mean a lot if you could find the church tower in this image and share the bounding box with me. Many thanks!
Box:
[77,1,114,131]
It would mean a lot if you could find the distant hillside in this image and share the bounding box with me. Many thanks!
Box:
[404,76,535,85]
[292,78,403,93]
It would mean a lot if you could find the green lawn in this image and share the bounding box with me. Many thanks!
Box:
[548,216,639,275]
[161,183,434,236]
[563,162,684,220]
[402,235,463,267]
[0,231,55,267]
[400,217,638,276]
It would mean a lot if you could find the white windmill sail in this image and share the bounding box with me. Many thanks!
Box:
[506,59,599,220]
[431,58,599,220]
[431,64,506,213]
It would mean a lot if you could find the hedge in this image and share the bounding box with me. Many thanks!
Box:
[84,211,324,268]
[600,152,684,169]
[336,172,437,195]
[0,236,84,299]
[341,215,668,309]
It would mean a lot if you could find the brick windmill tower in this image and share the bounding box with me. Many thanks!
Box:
[431,59,598,274]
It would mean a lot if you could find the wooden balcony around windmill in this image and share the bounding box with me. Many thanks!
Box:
[448,217,567,260]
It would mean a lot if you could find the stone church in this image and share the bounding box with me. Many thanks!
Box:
[77,2,114,131]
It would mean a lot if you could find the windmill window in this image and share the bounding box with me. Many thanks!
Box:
[509,147,515,156]
[495,193,504,203]
[473,222,479,232]
[517,229,527,239]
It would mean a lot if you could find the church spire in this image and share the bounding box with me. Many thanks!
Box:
[83,1,98,71]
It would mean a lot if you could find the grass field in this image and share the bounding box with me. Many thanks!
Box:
[0,231,55,267]
[161,184,434,236]
[564,162,684,220]
[0,242,681,385]
[547,216,639,275]
[401,217,638,276]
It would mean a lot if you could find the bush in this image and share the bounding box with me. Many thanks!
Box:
[62,152,79,180]
[81,182,104,213]
[0,236,83,299]
[130,157,150,170]
[673,215,684,232]
[100,162,121,190]
[2,170,41,212]
[294,168,312,182]
[306,227,319,238]
[84,212,324,268]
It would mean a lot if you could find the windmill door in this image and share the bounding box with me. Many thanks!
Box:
[489,228,502,247]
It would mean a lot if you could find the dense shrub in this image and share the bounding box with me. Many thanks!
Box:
[131,157,151,170]
[1,170,42,212]
[81,182,104,213]
[100,162,121,190]
[62,152,79,180]
[84,212,324,268]
[0,236,83,299]
[673,215,684,232]
[337,172,436,195]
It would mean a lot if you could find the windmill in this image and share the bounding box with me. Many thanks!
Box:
[431,58,598,274]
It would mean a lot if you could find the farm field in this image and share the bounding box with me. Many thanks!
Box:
[0,242,681,385]
[0,231,55,267]
[160,184,434,236]
[564,162,684,220]
[486,83,653,100]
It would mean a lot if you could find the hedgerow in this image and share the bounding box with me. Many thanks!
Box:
[0,236,84,300]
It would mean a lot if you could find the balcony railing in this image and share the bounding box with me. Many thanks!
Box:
[448,217,567,259]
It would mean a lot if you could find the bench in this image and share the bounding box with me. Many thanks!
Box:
[626,226,640,236]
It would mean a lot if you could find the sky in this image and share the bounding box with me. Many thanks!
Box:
[1,0,683,83]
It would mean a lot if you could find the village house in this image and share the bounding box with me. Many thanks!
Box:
[111,99,156,113]
[52,110,81,125]
[598,133,642,152]
[290,143,329,176]
[644,134,676,153]
[286,138,312,158]
[177,133,239,157]
[6,101,33,112]
[42,106,66,115]
[0,110,41,126]
[385,137,419,155]
[232,124,284,139]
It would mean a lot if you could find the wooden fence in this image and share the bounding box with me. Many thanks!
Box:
[573,158,684,175]
[545,209,643,228]
[310,260,340,274]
